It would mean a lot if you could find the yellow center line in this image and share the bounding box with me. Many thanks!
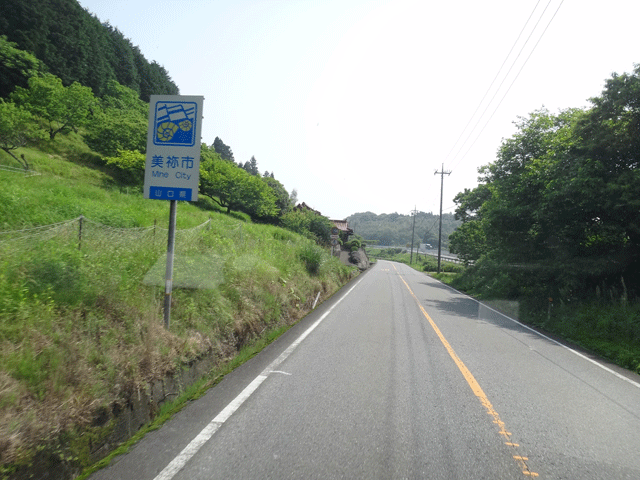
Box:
[393,265,539,478]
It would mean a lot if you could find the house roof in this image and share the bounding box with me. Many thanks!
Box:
[294,202,322,216]
[331,220,353,234]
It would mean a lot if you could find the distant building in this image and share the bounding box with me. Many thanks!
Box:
[294,202,322,216]
[293,202,354,242]
[330,219,354,243]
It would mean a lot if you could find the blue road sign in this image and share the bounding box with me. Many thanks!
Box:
[144,95,204,202]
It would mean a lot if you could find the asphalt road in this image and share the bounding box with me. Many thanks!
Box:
[90,259,640,479]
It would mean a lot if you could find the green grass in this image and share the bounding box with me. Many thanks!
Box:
[0,133,357,475]
[520,299,640,374]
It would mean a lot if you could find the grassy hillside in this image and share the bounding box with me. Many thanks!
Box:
[0,134,356,476]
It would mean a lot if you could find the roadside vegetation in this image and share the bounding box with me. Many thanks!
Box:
[3,4,640,475]
[0,135,356,477]
[431,66,640,375]
[0,28,356,476]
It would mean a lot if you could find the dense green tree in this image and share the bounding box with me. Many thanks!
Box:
[104,26,140,95]
[477,108,570,263]
[103,149,145,185]
[199,146,279,220]
[248,156,259,176]
[240,156,260,176]
[0,99,45,169]
[11,73,97,139]
[263,176,291,214]
[448,185,491,263]
[0,35,45,98]
[84,80,147,156]
[280,209,333,244]
[450,65,640,297]
[212,136,234,162]
[347,211,459,248]
[0,0,178,100]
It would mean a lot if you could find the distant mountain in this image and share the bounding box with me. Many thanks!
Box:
[347,211,459,248]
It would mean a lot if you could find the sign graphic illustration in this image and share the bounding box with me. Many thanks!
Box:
[144,95,204,202]
[153,101,198,146]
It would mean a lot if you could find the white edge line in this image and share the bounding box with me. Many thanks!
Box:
[476,300,640,390]
[393,261,640,390]
[416,261,640,391]
[153,276,365,480]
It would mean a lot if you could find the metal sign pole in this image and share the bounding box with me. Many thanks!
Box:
[163,199,177,328]
[144,95,203,328]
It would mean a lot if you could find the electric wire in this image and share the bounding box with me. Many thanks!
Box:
[443,0,564,173]
[446,0,552,168]
[448,0,566,172]
[443,0,543,165]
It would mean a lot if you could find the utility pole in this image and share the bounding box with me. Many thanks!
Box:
[410,206,417,264]
[434,164,451,273]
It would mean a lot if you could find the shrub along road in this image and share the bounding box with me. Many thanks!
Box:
[90,260,640,479]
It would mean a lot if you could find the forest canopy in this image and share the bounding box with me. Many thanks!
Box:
[0,0,178,100]
[449,64,640,300]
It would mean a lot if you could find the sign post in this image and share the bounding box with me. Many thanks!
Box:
[144,95,203,328]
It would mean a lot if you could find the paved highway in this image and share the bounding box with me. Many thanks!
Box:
[91,260,640,479]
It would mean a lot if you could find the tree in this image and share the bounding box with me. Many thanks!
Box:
[212,136,234,162]
[103,149,145,185]
[280,208,333,244]
[0,99,44,169]
[0,35,45,98]
[248,155,259,175]
[540,67,640,284]
[1,0,178,101]
[477,108,579,264]
[448,185,491,263]
[263,176,291,215]
[84,80,147,156]
[11,73,97,139]
[199,146,279,220]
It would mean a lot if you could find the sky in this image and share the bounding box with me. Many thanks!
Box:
[78,0,640,220]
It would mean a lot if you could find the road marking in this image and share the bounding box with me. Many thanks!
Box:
[419,267,640,390]
[394,265,539,478]
[153,275,365,480]
[477,301,640,390]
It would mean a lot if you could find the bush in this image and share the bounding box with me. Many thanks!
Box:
[299,243,324,275]
[344,237,362,252]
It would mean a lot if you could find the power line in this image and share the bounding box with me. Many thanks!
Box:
[443,0,544,165]
[449,0,566,172]
[444,0,564,172]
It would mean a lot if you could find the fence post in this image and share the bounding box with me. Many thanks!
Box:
[78,215,84,250]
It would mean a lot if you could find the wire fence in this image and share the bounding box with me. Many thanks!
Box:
[0,216,248,293]
[0,215,212,246]
[0,164,40,177]
[0,215,215,279]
